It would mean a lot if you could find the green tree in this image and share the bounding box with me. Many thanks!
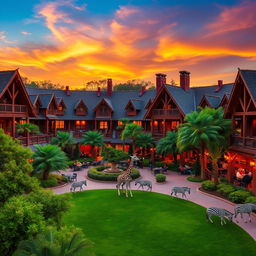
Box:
[156,131,178,163]
[116,118,131,130]
[81,131,104,159]
[102,147,129,171]
[16,122,40,135]
[177,107,231,179]
[121,123,143,154]
[13,227,91,256]
[0,129,33,173]
[0,196,46,255]
[33,145,67,180]
[135,132,155,156]
[51,131,75,153]
[114,79,154,91]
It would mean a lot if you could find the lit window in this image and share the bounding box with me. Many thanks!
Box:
[133,121,142,126]
[171,121,179,128]
[118,121,123,126]
[58,105,63,111]
[100,121,108,129]
[55,120,64,129]
[19,120,26,124]
[76,120,86,129]
[153,121,158,127]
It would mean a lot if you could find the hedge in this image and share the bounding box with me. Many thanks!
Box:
[201,180,216,191]
[187,176,204,182]
[155,174,166,183]
[88,167,140,181]
[228,190,252,203]
[217,183,236,196]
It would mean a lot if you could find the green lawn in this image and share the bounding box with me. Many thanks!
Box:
[64,189,256,256]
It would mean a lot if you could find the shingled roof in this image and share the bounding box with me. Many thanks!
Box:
[239,69,256,101]
[205,95,221,108]
[38,94,56,108]
[0,70,16,95]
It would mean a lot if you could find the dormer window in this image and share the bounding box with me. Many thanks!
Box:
[75,99,87,116]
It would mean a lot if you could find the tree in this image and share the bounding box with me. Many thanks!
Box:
[135,132,155,156]
[102,147,129,172]
[121,123,143,154]
[51,131,75,152]
[16,122,40,135]
[84,79,107,90]
[81,131,104,159]
[0,129,33,173]
[114,79,154,91]
[156,131,178,163]
[32,145,67,180]
[13,227,91,256]
[116,118,131,130]
[177,107,231,179]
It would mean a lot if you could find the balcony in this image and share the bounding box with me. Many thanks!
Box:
[0,104,27,113]
[18,134,53,146]
[152,109,180,119]
[231,136,256,150]
[55,110,65,115]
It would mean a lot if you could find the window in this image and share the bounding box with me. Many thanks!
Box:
[117,121,123,126]
[133,121,142,126]
[55,120,64,129]
[58,105,63,111]
[19,120,26,124]
[75,120,86,129]
[100,121,108,129]
[171,121,179,129]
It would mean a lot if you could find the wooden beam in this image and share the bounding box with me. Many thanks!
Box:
[14,89,19,100]
[246,98,252,112]
[239,98,245,111]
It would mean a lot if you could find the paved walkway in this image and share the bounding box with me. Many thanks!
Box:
[54,167,256,240]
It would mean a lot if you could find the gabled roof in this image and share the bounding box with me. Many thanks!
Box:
[74,99,87,109]
[39,94,56,108]
[94,98,113,111]
[0,70,16,94]
[126,99,144,111]
[205,95,221,108]
[239,69,256,101]
[56,97,67,109]
[145,99,152,109]
[29,95,42,106]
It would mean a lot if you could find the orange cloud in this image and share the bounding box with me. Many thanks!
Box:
[0,1,255,88]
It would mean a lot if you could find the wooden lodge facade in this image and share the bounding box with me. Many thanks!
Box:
[1,68,256,194]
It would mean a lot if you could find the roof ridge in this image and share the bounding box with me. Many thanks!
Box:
[0,70,16,73]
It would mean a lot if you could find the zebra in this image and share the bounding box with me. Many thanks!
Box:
[171,187,191,198]
[70,180,87,192]
[234,203,256,223]
[135,180,152,191]
[206,207,233,225]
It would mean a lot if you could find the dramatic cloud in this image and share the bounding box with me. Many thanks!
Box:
[0,0,255,87]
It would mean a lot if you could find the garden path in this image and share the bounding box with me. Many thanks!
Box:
[54,168,256,240]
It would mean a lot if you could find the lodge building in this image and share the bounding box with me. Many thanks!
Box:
[0,68,256,194]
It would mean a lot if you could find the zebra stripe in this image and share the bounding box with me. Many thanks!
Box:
[206,207,233,225]
[234,203,256,223]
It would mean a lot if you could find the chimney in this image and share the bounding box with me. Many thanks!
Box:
[179,71,190,91]
[215,80,223,92]
[107,78,112,97]
[156,73,167,93]
[65,86,71,96]
[97,87,101,97]
[139,85,146,96]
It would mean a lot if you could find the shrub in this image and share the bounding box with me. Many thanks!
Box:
[192,161,201,176]
[168,162,179,172]
[228,190,252,203]
[201,180,216,191]
[87,168,140,181]
[155,162,165,168]
[187,176,204,182]
[217,183,236,196]
[95,165,110,172]
[40,177,58,188]
[219,177,229,184]
[155,174,166,183]
[143,159,150,167]
[245,196,256,204]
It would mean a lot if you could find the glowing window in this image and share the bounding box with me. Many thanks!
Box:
[76,120,86,129]
[133,121,142,126]
[55,120,64,129]
[100,121,108,129]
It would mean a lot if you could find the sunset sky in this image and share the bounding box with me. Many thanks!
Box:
[0,0,256,88]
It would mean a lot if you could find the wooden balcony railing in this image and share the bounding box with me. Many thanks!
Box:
[18,134,53,146]
[47,109,56,115]
[0,104,27,113]
[231,136,256,148]
[75,111,87,116]
[55,110,65,115]
[152,109,179,119]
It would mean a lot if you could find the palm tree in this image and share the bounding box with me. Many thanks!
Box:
[33,145,67,180]
[51,131,75,152]
[156,131,178,163]
[16,122,39,135]
[121,123,143,154]
[116,118,131,130]
[13,228,91,256]
[135,132,155,156]
[81,131,104,159]
[177,107,231,179]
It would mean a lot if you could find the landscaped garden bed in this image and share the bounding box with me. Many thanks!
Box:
[87,166,140,181]
[200,180,256,204]
[40,174,68,188]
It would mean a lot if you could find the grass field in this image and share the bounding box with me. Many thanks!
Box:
[64,189,256,256]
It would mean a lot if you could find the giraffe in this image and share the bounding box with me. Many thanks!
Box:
[116,155,139,197]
